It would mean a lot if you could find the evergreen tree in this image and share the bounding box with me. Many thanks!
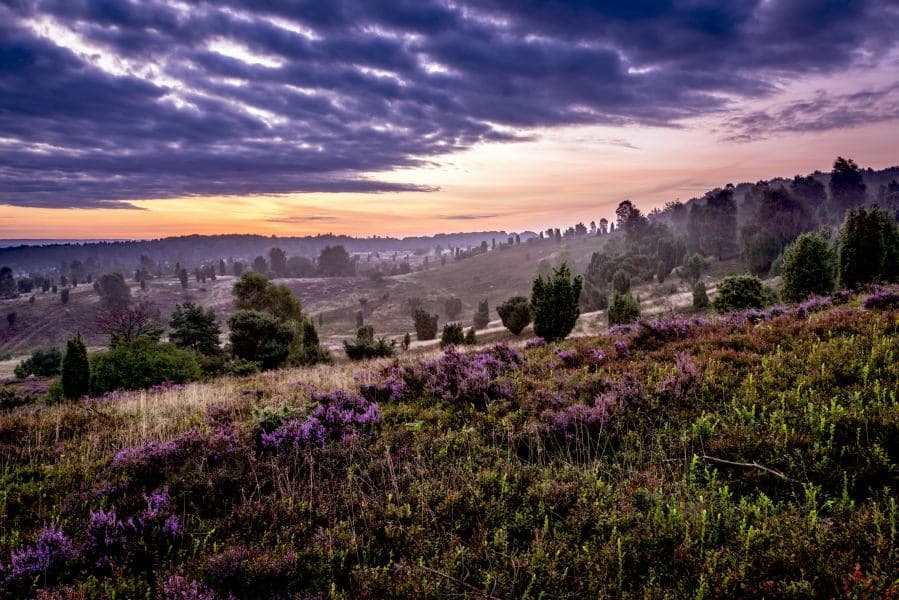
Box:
[692,281,709,309]
[608,293,640,326]
[839,207,885,289]
[61,333,90,400]
[496,296,532,335]
[829,157,867,219]
[169,302,222,356]
[473,299,490,330]
[97,272,131,311]
[531,263,582,342]
[781,232,835,302]
[611,270,631,294]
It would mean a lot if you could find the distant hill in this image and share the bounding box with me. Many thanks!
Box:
[0,231,515,274]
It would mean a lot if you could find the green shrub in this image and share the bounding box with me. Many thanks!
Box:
[712,275,773,313]
[838,206,899,288]
[288,320,332,366]
[531,263,582,342]
[169,302,222,356]
[14,348,62,379]
[692,281,709,309]
[344,325,395,360]
[61,334,90,399]
[781,232,836,302]
[222,358,260,377]
[413,309,438,340]
[473,299,490,330]
[496,296,532,335]
[440,323,465,347]
[464,327,477,345]
[89,338,201,395]
[608,293,640,325]
[444,296,462,320]
[612,269,631,294]
[228,309,293,370]
[97,272,131,311]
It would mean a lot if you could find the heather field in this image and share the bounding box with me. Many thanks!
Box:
[1,290,898,598]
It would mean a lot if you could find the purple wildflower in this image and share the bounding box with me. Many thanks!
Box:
[863,288,899,310]
[424,344,523,408]
[614,341,630,357]
[556,349,580,367]
[159,575,216,600]
[525,336,546,349]
[261,389,382,452]
[657,352,703,403]
[6,524,76,584]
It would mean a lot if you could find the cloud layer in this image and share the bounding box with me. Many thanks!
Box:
[1,0,898,208]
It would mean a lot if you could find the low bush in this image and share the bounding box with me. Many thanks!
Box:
[344,326,395,360]
[89,338,202,395]
[712,274,775,313]
[14,348,62,379]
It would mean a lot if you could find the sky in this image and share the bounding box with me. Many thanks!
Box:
[1,0,898,239]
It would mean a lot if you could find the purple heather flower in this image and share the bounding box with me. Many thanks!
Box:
[262,389,382,452]
[6,524,76,584]
[556,349,580,367]
[159,575,216,600]
[525,336,546,349]
[614,341,630,357]
[863,288,899,310]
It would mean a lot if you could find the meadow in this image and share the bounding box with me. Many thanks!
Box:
[0,288,896,598]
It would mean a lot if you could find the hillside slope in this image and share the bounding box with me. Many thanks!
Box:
[1,291,896,597]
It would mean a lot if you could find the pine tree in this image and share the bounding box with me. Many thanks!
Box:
[61,333,90,399]
[531,263,582,342]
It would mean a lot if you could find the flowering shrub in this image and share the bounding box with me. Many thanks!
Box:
[614,340,630,357]
[556,349,580,368]
[795,295,832,318]
[656,352,703,403]
[261,389,382,452]
[86,486,180,568]
[863,288,899,310]
[524,336,546,349]
[424,344,523,409]
[4,525,76,587]
[159,575,216,600]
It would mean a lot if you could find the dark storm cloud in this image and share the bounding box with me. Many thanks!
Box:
[1,0,898,208]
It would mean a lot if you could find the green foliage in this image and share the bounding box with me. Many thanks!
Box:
[692,281,709,309]
[440,322,465,347]
[317,245,356,277]
[96,272,131,311]
[89,338,202,395]
[413,308,439,341]
[473,299,490,330]
[0,266,17,298]
[232,272,303,322]
[680,253,703,285]
[288,320,332,366]
[61,334,89,399]
[228,309,293,370]
[688,187,738,259]
[496,296,532,335]
[712,275,772,313]
[839,206,899,288]
[444,296,462,320]
[531,263,582,342]
[464,327,477,345]
[344,325,395,360]
[611,269,631,294]
[14,348,62,379]
[169,302,222,356]
[607,293,640,325]
[781,232,836,302]
[402,332,411,351]
[829,156,867,217]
